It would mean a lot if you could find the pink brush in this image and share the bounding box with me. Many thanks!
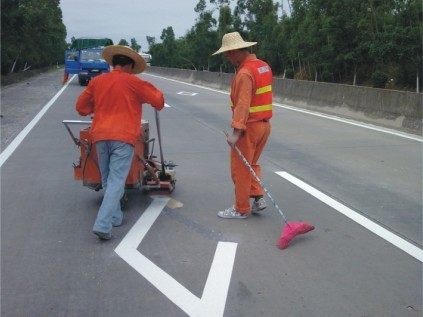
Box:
[278,222,315,249]
[227,134,315,249]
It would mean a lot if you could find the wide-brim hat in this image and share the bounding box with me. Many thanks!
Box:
[102,45,147,74]
[212,32,257,56]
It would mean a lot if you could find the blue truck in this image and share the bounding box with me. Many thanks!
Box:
[64,37,113,86]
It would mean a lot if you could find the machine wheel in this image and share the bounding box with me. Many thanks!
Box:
[120,191,128,209]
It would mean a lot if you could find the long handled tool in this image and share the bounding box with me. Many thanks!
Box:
[149,109,176,194]
[225,132,314,249]
[154,109,166,177]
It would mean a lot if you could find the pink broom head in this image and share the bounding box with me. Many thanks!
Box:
[278,222,315,249]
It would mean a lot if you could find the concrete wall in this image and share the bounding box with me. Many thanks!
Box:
[147,67,423,135]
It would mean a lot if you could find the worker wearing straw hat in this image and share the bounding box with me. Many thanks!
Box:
[76,45,165,240]
[212,32,273,219]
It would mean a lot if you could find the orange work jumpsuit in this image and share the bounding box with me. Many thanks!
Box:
[230,54,273,214]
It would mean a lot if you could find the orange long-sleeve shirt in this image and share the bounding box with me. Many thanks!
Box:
[230,54,257,131]
[76,68,164,145]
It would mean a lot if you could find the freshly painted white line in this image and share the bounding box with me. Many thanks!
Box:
[144,73,422,142]
[276,171,423,262]
[117,197,169,248]
[0,75,75,167]
[195,242,237,317]
[115,197,237,317]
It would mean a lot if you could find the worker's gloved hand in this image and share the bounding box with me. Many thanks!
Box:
[227,130,241,147]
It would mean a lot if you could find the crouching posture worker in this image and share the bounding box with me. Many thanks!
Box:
[212,32,273,219]
[76,45,165,239]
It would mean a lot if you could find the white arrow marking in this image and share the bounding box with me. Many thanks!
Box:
[177,91,198,96]
[115,197,237,317]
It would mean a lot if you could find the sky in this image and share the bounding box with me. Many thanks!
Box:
[60,0,291,52]
[60,0,202,52]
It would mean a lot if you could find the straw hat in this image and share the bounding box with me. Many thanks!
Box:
[102,45,147,74]
[212,32,257,56]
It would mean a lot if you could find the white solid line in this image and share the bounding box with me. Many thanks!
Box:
[145,73,422,142]
[116,242,200,315]
[115,197,200,314]
[117,197,170,248]
[0,75,75,168]
[276,171,423,263]
[145,73,230,95]
[196,242,237,317]
[273,103,423,143]
[115,197,237,317]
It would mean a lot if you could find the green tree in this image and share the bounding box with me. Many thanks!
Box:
[214,5,235,72]
[216,5,233,39]
[118,39,129,46]
[146,36,156,48]
[1,0,67,75]
[235,0,281,72]
[149,26,178,67]
[187,0,218,70]
[1,0,23,74]
[139,0,423,89]
[130,38,141,52]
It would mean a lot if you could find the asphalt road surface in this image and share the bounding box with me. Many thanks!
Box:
[1,69,422,317]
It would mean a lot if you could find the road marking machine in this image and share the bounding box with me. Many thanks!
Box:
[63,111,176,201]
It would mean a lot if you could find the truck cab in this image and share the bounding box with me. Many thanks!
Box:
[64,37,113,86]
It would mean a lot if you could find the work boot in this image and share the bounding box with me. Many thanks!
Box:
[217,206,248,219]
[93,231,112,240]
[251,197,267,214]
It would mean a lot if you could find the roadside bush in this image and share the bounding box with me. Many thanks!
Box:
[284,68,294,79]
[321,70,334,83]
[371,71,389,88]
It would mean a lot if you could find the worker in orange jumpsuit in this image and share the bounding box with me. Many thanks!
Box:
[76,45,164,239]
[212,32,273,219]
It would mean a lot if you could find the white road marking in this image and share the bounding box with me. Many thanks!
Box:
[177,91,198,96]
[115,197,237,317]
[273,103,423,143]
[0,75,170,167]
[145,73,229,95]
[145,73,422,142]
[276,171,423,262]
[0,75,75,167]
